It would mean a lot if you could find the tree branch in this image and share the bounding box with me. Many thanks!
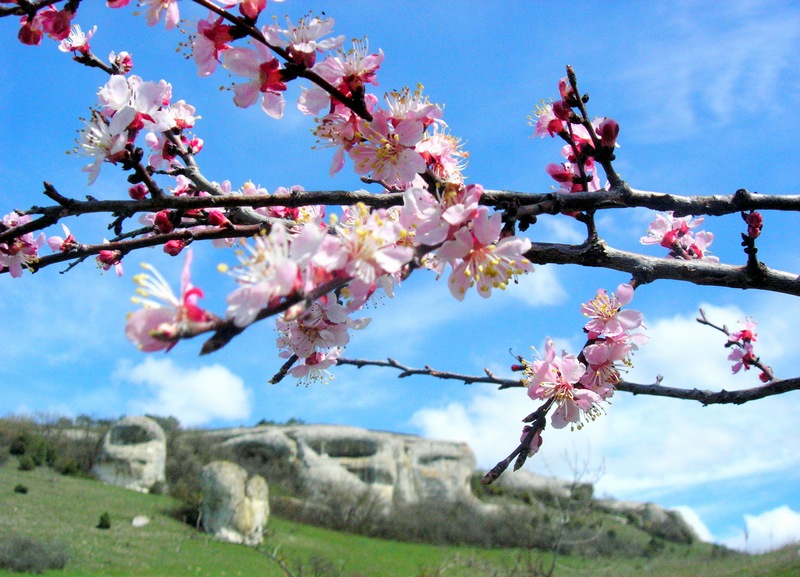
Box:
[337,357,800,405]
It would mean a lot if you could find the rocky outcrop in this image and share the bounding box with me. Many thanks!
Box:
[492,468,593,502]
[214,424,476,509]
[92,416,166,493]
[598,500,698,544]
[200,461,269,545]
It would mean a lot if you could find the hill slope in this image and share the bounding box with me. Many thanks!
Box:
[1,460,799,577]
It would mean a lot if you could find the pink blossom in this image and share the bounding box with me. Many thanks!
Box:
[314,203,413,309]
[530,102,564,138]
[58,24,96,55]
[349,109,426,186]
[223,222,325,327]
[438,207,532,301]
[728,342,756,374]
[222,40,286,119]
[109,51,133,73]
[581,283,644,339]
[729,318,757,344]
[140,0,180,30]
[263,15,344,68]
[299,40,383,115]
[192,14,234,77]
[290,348,343,384]
[0,212,45,277]
[276,296,369,359]
[641,211,718,262]
[126,249,211,352]
[47,224,78,252]
[524,338,600,429]
[96,242,123,276]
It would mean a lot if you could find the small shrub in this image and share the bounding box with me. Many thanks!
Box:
[13,484,28,494]
[57,457,80,476]
[17,455,36,471]
[0,532,69,573]
[97,512,112,530]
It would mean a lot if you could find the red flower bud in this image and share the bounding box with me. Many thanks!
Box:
[164,239,185,256]
[154,210,174,234]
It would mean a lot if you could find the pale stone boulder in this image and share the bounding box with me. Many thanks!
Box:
[92,416,166,493]
[200,461,269,545]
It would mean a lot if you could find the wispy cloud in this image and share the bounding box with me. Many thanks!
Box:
[619,1,800,141]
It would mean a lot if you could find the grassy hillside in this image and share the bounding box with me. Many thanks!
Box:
[1,460,799,577]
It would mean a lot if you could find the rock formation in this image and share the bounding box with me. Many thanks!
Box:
[92,416,166,493]
[214,424,476,509]
[200,460,269,545]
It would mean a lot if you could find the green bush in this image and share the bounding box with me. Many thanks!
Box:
[0,532,69,573]
[17,455,36,471]
[97,512,111,530]
[13,484,28,494]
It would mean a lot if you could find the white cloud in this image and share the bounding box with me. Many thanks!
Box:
[721,506,800,552]
[118,358,252,427]
[504,265,567,308]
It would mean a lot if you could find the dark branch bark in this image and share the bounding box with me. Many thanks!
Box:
[337,357,800,405]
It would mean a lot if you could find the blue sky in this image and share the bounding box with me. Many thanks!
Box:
[1,0,800,552]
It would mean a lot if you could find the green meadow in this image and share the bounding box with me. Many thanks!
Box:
[1,461,798,577]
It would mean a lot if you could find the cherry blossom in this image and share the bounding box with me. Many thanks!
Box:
[581,283,644,340]
[641,211,718,262]
[290,347,342,384]
[191,14,234,77]
[437,206,532,301]
[524,338,601,429]
[222,222,326,327]
[314,203,414,309]
[276,296,369,359]
[58,24,95,54]
[77,108,135,185]
[349,108,426,186]
[0,212,46,278]
[222,40,287,119]
[298,39,383,115]
[126,249,211,352]
[47,224,78,252]
[263,15,344,68]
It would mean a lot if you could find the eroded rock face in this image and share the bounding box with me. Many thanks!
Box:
[200,460,269,545]
[598,500,698,544]
[92,416,166,493]
[216,424,476,508]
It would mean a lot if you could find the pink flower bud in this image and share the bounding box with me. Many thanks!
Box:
[596,118,620,148]
[552,100,572,122]
[239,0,266,20]
[207,210,230,227]
[18,18,42,46]
[128,184,148,200]
[558,77,575,101]
[154,210,174,234]
[745,211,763,239]
[163,239,185,256]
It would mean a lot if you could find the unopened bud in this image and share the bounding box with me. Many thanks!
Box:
[154,210,174,234]
[163,239,185,256]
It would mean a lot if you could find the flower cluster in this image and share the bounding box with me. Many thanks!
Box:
[0,212,46,278]
[523,283,646,432]
[530,76,620,193]
[276,296,370,384]
[725,318,771,381]
[640,211,718,262]
[78,72,201,184]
